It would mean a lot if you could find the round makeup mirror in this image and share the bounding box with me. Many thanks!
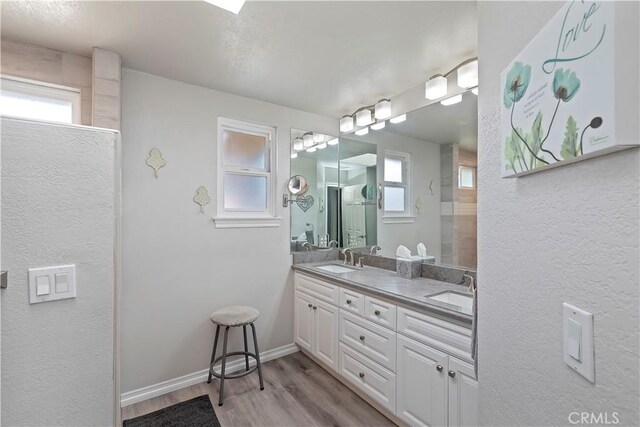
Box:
[287,175,309,195]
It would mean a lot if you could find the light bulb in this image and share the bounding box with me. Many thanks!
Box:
[293,138,304,151]
[425,75,448,100]
[303,133,314,147]
[313,133,324,143]
[471,87,478,95]
[355,127,369,136]
[355,109,373,126]
[317,142,327,149]
[457,60,478,88]
[340,115,354,132]
[371,121,386,130]
[374,99,391,120]
[327,138,339,145]
[307,146,316,153]
[290,152,298,159]
[390,114,406,124]
[440,94,462,106]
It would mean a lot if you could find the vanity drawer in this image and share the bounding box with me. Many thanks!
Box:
[339,287,365,316]
[397,306,472,363]
[338,343,396,413]
[364,296,397,330]
[294,273,338,305]
[339,310,396,371]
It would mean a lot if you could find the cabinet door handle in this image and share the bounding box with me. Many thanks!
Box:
[359,335,365,341]
[308,303,313,308]
[448,370,456,378]
[374,310,381,316]
[359,372,365,379]
[346,299,352,305]
[313,306,317,310]
[436,365,443,372]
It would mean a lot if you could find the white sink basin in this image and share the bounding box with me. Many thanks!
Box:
[426,291,473,313]
[315,264,359,274]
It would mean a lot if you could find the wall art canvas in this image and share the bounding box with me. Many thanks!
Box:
[501,1,629,178]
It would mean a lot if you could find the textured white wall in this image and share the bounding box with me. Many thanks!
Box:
[1,118,117,426]
[478,2,639,426]
[120,69,337,393]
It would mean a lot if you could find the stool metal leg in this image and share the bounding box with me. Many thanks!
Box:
[207,325,220,384]
[243,325,250,371]
[218,326,230,406]
[250,322,264,390]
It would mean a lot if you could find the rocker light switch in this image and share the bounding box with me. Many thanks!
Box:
[563,303,594,383]
[35,275,51,296]
[29,265,76,304]
[567,318,582,361]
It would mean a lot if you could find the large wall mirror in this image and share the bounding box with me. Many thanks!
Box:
[289,129,340,250]
[290,90,477,270]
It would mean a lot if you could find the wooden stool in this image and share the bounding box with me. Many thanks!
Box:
[206,305,264,406]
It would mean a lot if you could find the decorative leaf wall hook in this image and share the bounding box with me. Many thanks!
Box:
[415,197,424,214]
[146,148,166,178]
[428,180,434,196]
[193,186,211,213]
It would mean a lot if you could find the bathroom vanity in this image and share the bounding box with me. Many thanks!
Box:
[292,261,477,427]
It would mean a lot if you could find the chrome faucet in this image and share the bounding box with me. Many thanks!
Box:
[342,248,354,266]
[463,274,476,294]
[301,242,312,252]
[369,245,382,255]
[328,240,338,248]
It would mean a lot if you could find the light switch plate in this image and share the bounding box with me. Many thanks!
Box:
[29,265,76,304]
[563,303,595,383]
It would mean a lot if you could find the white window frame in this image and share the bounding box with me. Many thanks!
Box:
[382,149,415,224]
[458,164,476,190]
[0,75,81,124]
[213,117,281,229]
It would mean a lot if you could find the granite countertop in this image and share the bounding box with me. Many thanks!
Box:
[292,261,473,325]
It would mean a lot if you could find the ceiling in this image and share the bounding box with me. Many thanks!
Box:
[383,91,478,151]
[0,1,477,119]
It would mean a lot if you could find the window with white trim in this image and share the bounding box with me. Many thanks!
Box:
[383,150,413,222]
[0,76,81,124]
[458,164,476,189]
[214,117,280,228]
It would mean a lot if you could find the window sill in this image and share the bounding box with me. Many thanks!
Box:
[212,216,282,229]
[382,216,416,224]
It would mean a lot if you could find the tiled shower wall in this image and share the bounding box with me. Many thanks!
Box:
[440,143,477,268]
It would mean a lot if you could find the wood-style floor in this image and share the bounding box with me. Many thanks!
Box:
[121,351,395,426]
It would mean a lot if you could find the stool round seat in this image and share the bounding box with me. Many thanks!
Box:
[210,305,259,327]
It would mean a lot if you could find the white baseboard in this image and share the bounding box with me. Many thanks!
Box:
[120,342,299,407]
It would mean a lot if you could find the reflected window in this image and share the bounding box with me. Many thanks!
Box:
[0,76,81,124]
[458,165,475,189]
[383,150,410,215]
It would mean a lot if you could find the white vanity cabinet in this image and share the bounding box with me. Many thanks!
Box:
[293,271,478,427]
[396,335,448,426]
[293,273,339,371]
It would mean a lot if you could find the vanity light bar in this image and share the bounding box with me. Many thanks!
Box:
[342,99,393,133]
[424,57,478,100]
